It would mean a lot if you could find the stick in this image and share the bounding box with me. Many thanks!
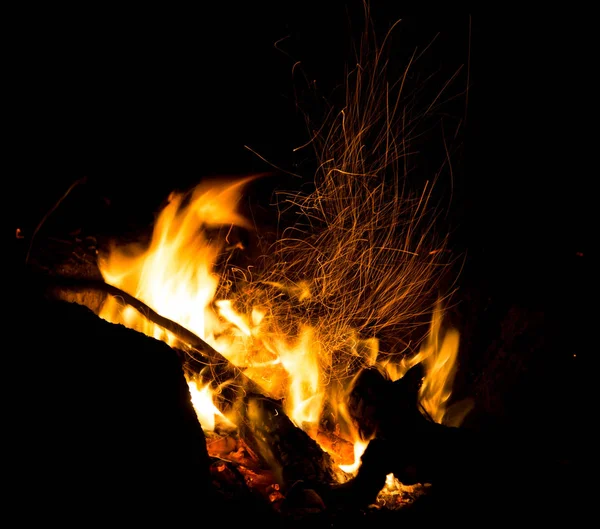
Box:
[31,270,270,408]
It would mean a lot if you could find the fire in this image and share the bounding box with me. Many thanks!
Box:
[97,175,463,476]
[338,439,369,474]
[187,377,236,432]
[97,176,333,440]
[375,473,432,510]
[99,177,253,347]
[382,301,470,427]
[95,5,469,505]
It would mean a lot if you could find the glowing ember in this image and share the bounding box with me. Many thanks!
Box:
[375,473,432,510]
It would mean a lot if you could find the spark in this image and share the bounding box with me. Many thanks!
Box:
[97,5,468,472]
[244,13,463,387]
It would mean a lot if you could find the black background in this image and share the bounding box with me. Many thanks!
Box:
[9,7,592,269]
[9,5,587,458]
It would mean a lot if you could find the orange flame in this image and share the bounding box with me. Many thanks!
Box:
[97,177,335,441]
[187,377,236,432]
[383,301,466,426]
[95,7,467,488]
[99,177,252,345]
[97,174,465,484]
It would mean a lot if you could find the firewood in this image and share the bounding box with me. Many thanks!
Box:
[346,364,426,439]
[321,364,575,522]
[237,393,341,491]
[9,272,217,523]
[323,364,489,510]
[205,433,238,456]
[312,430,355,466]
[29,269,270,414]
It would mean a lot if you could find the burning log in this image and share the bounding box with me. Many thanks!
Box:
[322,365,573,522]
[312,430,355,466]
[238,393,341,492]
[20,269,343,508]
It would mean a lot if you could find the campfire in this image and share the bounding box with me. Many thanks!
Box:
[94,171,466,500]
[10,7,579,527]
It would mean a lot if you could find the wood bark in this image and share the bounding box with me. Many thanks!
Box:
[237,393,341,491]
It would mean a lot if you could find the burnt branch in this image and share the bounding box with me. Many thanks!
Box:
[238,393,342,492]
[29,269,269,412]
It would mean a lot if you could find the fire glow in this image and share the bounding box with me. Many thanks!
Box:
[96,14,468,505]
[97,176,462,489]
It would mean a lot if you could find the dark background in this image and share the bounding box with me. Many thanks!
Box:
[9,7,592,254]
[9,5,586,465]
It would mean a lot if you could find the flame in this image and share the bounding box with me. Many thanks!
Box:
[382,301,466,426]
[96,170,464,487]
[94,5,468,496]
[96,175,465,492]
[187,377,236,432]
[338,438,369,474]
[99,177,253,347]
[278,326,324,427]
[375,473,431,510]
[97,177,336,441]
[98,177,262,434]
[418,304,461,424]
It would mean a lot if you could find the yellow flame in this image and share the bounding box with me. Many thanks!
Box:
[374,473,430,509]
[96,175,465,485]
[94,4,467,488]
[187,378,236,432]
[97,177,337,442]
[99,178,252,345]
[278,326,324,427]
[381,301,470,427]
[418,304,460,424]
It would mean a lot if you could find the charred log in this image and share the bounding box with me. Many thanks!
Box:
[346,364,426,440]
[323,365,577,523]
[8,270,217,524]
[237,394,340,492]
